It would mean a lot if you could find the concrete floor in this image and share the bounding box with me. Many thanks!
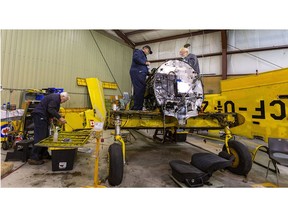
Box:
[1,129,288,188]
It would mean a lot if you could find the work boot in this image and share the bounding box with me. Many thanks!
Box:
[28,159,44,165]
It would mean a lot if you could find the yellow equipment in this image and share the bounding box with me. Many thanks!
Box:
[67,76,251,186]
[203,68,288,143]
[35,130,91,148]
[65,68,288,186]
[60,78,107,131]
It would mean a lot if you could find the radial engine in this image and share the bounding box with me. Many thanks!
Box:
[144,59,204,125]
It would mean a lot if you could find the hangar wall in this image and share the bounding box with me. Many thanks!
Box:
[137,30,288,93]
[1,30,133,108]
[227,30,288,74]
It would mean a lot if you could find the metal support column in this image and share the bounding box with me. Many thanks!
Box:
[221,30,228,80]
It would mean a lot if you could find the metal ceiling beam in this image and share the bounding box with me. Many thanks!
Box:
[227,44,288,55]
[149,52,222,63]
[135,30,221,46]
[125,30,155,36]
[149,44,288,63]
[221,30,228,80]
[113,30,135,48]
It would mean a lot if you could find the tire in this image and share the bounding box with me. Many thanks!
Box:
[2,141,9,150]
[222,140,252,176]
[108,143,124,186]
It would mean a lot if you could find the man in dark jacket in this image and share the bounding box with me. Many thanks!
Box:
[130,45,153,110]
[28,92,69,165]
[179,47,200,74]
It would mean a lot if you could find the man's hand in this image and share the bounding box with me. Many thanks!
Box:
[145,61,150,66]
[59,117,67,124]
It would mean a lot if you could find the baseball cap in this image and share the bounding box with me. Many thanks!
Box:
[143,45,153,54]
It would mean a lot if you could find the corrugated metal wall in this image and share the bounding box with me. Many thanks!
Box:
[227,30,288,74]
[1,30,133,108]
[144,30,288,76]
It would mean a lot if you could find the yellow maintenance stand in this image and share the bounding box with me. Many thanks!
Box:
[106,109,250,186]
[64,77,254,186]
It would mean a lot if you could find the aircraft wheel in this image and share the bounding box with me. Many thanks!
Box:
[223,140,252,175]
[108,143,124,186]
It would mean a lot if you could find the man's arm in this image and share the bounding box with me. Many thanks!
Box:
[192,57,200,74]
[47,101,67,124]
[188,55,200,74]
[47,100,61,119]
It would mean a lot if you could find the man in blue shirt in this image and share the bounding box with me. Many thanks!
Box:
[28,92,69,165]
[129,45,153,110]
